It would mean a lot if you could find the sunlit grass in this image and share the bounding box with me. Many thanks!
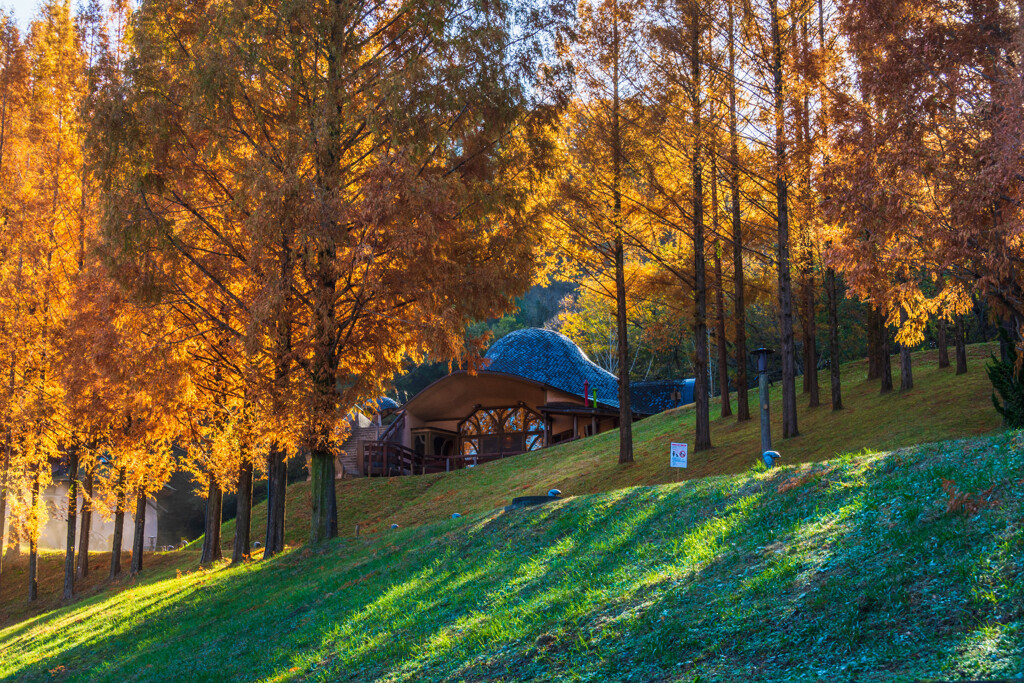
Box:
[0,344,1019,682]
[3,432,1020,681]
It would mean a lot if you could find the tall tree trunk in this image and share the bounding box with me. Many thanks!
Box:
[309,449,336,544]
[814,0,840,411]
[610,12,634,465]
[802,276,820,406]
[264,226,292,558]
[799,16,819,411]
[200,473,223,564]
[826,267,842,410]
[264,446,286,557]
[76,465,92,579]
[692,160,711,451]
[975,298,988,342]
[328,465,338,538]
[899,307,913,391]
[0,478,6,591]
[771,0,798,438]
[614,238,634,464]
[715,247,732,418]
[63,447,80,600]
[867,307,881,380]
[307,324,339,546]
[727,0,750,422]
[0,415,11,590]
[880,321,893,394]
[130,489,146,575]
[955,315,968,375]
[28,470,39,602]
[306,246,339,545]
[109,466,126,580]
[937,317,950,368]
[232,460,253,563]
[1000,317,1017,426]
[711,161,732,419]
[305,0,348,546]
[691,6,711,451]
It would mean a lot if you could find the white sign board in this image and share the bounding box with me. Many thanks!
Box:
[670,442,688,468]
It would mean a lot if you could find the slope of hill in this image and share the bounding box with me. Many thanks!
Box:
[0,344,1004,629]
[1,428,1021,682]
[240,344,1002,545]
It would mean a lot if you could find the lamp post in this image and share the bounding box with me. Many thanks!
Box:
[752,348,774,456]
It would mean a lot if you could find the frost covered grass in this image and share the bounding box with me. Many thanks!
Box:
[1,430,1022,682]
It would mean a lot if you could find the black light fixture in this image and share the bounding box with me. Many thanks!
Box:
[752,347,774,375]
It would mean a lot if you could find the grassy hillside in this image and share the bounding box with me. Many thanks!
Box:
[242,343,1002,545]
[0,344,1003,628]
[1,429,1021,682]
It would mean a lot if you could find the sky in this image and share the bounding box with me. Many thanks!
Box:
[3,0,47,27]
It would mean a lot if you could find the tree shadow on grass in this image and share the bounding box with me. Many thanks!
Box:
[3,435,1021,683]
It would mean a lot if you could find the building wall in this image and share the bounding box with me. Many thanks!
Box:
[2,483,159,552]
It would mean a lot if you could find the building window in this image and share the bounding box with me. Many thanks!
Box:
[460,406,545,456]
[412,429,456,457]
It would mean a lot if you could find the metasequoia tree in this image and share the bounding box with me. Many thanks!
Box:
[710,163,731,418]
[553,0,643,463]
[790,15,820,407]
[742,0,817,438]
[829,0,1024,361]
[69,0,122,585]
[640,0,728,451]
[809,0,844,411]
[723,0,751,421]
[100,0,566,544]
[0,11,29,590]
[13,0,86,601]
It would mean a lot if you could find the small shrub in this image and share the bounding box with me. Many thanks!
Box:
[986,330,1024,427]
[939,479,998,516]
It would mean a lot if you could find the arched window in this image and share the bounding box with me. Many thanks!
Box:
[460,406,546,457]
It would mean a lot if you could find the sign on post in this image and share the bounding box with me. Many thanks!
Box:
[670,442,688,468]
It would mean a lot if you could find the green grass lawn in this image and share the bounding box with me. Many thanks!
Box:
[0,345,1003,623]
[249,343,1003,546]
[0,344,1018,682]
[1,431,1021,682]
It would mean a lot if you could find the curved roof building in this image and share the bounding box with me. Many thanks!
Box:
[359,328,694,476]
[483,328,623,409]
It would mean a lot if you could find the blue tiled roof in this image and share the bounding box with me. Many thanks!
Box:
[630,379,695,414]
[484,329,622,409]
[366,396,399,413]
[483,329,693,416]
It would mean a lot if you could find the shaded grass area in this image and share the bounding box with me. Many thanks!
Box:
[0,344,1001,627]
[261,343,1003,543]
[1,431,1022,682]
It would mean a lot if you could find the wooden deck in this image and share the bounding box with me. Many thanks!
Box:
[361,441,518,477]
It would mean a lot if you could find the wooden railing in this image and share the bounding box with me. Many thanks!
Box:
[361,441,519,477]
